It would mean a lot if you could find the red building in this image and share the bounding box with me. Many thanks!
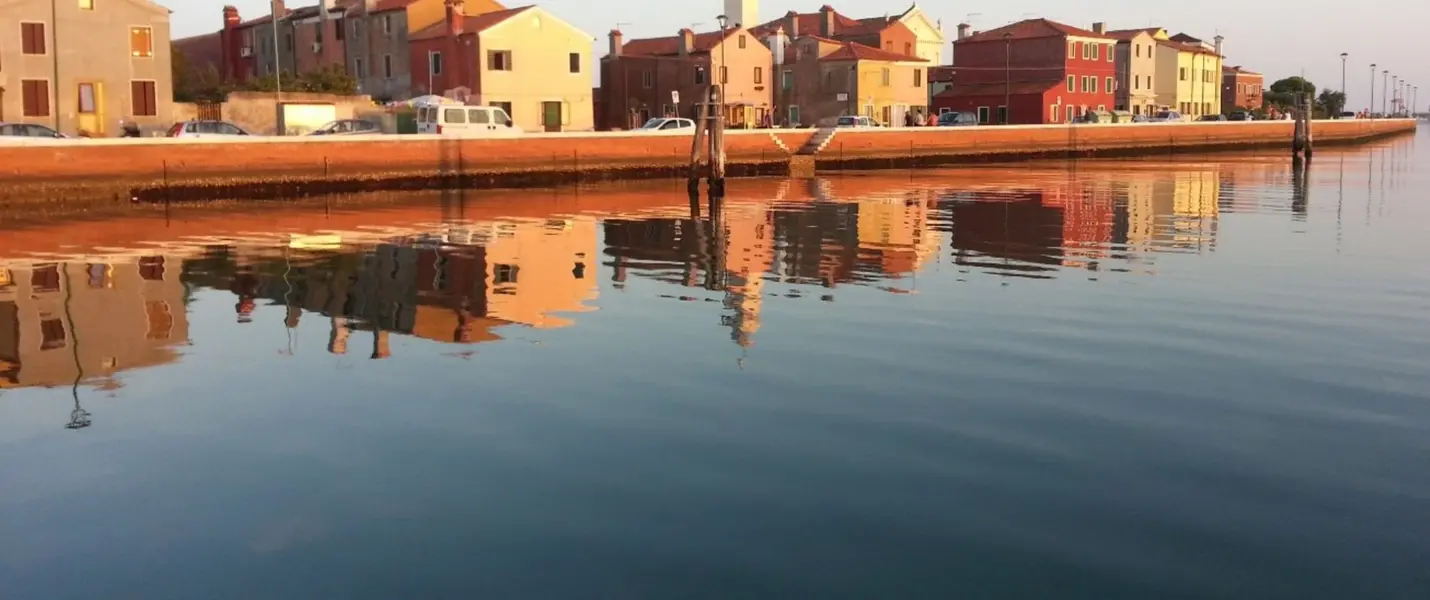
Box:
[932,19,1117,124]
[1222,65,1263,113]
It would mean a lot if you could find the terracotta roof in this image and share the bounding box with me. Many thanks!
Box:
[1104,28,1158,41]
[1224,65,1261,76]
[958,18,1114,44]
[749,6,892,39]
[1169,33,1202,44]
[1156,39,1220,56]
[621,27,740,57]
[173,31,223,72]
[410,5,532,41]
[933,80,1063,98]
[819,40,927,63]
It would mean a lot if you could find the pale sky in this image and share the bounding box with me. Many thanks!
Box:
[168,0,1427,111]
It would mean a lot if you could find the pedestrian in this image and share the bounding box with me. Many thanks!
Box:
[904,111,915,127]
[926,112,938,126]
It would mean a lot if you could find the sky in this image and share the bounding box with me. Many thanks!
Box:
[169,0,1428,112]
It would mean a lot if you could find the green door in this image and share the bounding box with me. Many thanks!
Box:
[542,101,562,132]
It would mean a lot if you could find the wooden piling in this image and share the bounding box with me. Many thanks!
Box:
[709,84,726,196]
[687,85,712,193]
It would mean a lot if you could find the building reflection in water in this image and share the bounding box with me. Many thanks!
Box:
[0,165,1227,413]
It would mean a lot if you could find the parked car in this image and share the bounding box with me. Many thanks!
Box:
[0,123,67,138]
[1147,110,1185,123]
[1198,114,1228,122]
[836,115,880,128]
[308,119,383,136]
[1227,111,1255,121]
[1080,110,1116,124]
[636,117,696,132]
[416,104,521,137]
[167,120,252,138]
[937,111,978,127]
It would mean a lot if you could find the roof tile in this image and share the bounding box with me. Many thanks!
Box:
[957,18,1114,44]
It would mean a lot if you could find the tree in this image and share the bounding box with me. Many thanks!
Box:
[1317,90,1347,116]
[172,43,229,103]
[1264,76,1317,112]
[235,66,358,95]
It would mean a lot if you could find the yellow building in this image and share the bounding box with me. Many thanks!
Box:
[855,196,942,276]
[1152,31,1224,118]
[480,218,600,329]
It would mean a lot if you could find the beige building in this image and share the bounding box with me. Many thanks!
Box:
[341,0,507,101]
[1150,29,1224,118]
[783,35,928,127]
[1106,27,1159,116]
[411,3,594,131]
[0,259,189,391]
[0,0,174,136]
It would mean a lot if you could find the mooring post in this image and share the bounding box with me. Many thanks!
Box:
[1303,93,1315,160]
[1292,92,1310,158]
[687,85,712,193]
[710,84,727,196]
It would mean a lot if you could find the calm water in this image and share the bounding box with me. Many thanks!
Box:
[3,132,1429,599]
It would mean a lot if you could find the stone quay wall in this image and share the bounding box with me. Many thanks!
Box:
[0,119,1414,205]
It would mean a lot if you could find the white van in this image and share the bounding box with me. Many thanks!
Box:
[416,105,521,137]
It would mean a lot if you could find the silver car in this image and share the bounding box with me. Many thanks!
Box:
[166,120,252,138]
[0,122,66,138]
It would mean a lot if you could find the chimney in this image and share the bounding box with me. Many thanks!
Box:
[608,29,623,56]
[445,0,464,37]
[319,0,334,19]
[819,5,836,37]
[271,0,285,19]
[956,22,970,40]
[1092,22,1106,35]
[785,11,799,39]
[766,25,787,66]
[223,5,240,28]
[678,28,695,56]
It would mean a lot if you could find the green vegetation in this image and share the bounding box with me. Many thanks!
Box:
[172,44,359,103]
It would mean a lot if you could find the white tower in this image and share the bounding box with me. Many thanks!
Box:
[724,0,758,29]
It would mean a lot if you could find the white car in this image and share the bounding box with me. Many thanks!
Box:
[166,120,252,138]
[836,115,881,128]
[636,117,696,132]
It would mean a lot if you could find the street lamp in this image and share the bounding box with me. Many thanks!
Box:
[1002,32,1012,124]
[1392,75,1398,115]
[716,14,728,126]
[1382,70,1389,115]
[1339,53,1347,98]
[1369,63,1376,117]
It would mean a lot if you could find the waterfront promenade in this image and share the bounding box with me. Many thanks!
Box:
[0,119,1415,205]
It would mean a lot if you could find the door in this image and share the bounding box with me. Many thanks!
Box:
[76,82,105,136]
[541,101,562,132]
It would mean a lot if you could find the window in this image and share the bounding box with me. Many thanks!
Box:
[782,70,793,91]
[904,42,912,56]
[443,108,467,123]
[22,80,50,117]
[977,106,990,123]
[21,22,46,55]
[1106,77,1115,92]
[1097,104,1106,111]
[1091,77,1098,93]
[738,35,746,49]
[40,319,66,350]
[314,22,323,44]
[569,52,581,73]
[694,67,707,85]
[914,69,922,87]
[335,19,345,41]
[720,66,728,83]
[78,83,97,113]
[1067,41,1076,59]
[642,70,653,88]
[1107,46,1114,62]
[1179,67,1187,81]
[1066,105,1075,122]
[131,80,157,116]
[355,57,365,78]
[1082,42,1090,59]
[1133,76,1139,90]
[1067,75,1075,92]
[429,51,442,75]
[383,14,392,35]
[488,50,512,71]
[32,265,60,292]
[753,66,762,84]
[79,0,93,9]
[139,256,165,281]
[1135,44,1140,58]
[469,108,490,124]
[285,33,293,52]
[383,54,393,78]
[1050,104,1059,121]
[1090,44,1098,61]
[997,105,1007,124]
[490,102,513,122]
[494,264,520,284]
[881,68,890,86]
[788,105,799,125]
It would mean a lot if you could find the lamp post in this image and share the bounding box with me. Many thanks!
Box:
[1339,53,1347,98]
[1369,63,1376,117]
[1002,32,1012,124]
[1391,75,1398,115]
[716,13,728,126]
[1382,70,1389,115]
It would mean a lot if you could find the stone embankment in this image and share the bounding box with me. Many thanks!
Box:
[0,119,1415,205]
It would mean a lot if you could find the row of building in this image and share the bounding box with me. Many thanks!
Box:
[0,0,1266,135]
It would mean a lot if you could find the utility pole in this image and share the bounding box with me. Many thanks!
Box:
[272,1,284,99]
[50,0,60,131]
[1369,63,1376,117]
[1002,32,1011,124]
[1382,70,1388,115]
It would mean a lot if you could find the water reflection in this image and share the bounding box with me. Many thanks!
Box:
[0,139,1417,413]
